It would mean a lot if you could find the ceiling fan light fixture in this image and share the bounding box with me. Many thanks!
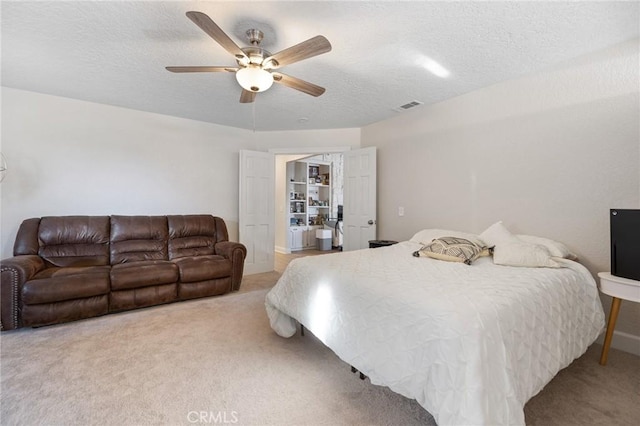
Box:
[236,66,274,92]
[237,56,250,67]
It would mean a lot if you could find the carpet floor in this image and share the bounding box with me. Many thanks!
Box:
[1,271,638,426]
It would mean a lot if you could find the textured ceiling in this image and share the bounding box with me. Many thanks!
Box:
[2,1,639,131]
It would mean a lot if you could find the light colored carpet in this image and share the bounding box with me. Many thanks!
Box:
[1,272,638,426]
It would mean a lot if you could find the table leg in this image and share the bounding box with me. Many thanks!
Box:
[599,297,622,365]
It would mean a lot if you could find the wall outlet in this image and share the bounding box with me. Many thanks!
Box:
[398,206,405,216]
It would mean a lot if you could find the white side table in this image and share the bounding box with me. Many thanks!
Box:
[597,272,640,365]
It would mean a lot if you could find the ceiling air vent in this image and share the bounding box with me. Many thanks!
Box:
[393,100,424,112]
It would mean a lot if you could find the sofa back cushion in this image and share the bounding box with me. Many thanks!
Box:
[37,216,111,267]
[110,216,168,264]
[13,218,42,256]
[167,215,221,260]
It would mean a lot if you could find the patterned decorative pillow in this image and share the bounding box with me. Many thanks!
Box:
[409,229,486,246]
[412,237,489,265]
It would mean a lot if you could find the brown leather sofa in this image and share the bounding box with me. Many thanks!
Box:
[0,215,247,331]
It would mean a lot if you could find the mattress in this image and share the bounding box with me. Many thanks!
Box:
[265,241,605,425]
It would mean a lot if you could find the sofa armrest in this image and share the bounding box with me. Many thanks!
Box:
[1,255,45,331]
[215,242,247,292]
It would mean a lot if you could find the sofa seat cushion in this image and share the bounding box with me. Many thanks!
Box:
[179,277,231,300]
[109,284,177,312]
[110,260,178,291]
[22,296,109,327]
[173,255,231,283]
[22,266,111,305]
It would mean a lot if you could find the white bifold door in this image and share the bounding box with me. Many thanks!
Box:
[343,147,377,251]
[239,150,275,274]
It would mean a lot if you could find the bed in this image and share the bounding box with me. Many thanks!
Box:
[265,225,605,425]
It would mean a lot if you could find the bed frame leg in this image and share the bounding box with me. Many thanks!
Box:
[350,365,367,380]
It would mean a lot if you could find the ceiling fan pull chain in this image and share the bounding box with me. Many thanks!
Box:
[252,99,256,133]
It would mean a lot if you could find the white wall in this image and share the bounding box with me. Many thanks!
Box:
[259,128,360,151]
[362,39,640,353]
[0,88,256,256]
[0,88,360,259]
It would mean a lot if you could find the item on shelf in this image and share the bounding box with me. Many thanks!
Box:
[309,214,326,225]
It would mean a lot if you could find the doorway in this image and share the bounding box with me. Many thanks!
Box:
[274,152,344,254]
[239,146,376,275]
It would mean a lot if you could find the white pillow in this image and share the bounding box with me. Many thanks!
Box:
[410,229,485,246]
[480,221,563,268]
[479,221,518,246]
[516,234,577,260]
[493,241,562,268]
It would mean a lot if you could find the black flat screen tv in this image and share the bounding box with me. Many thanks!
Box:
[610,209,640,281]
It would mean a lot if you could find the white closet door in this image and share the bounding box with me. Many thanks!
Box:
[343,147,377,251]
[239,150,275,274]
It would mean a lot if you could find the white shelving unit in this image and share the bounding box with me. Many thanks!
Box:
[286,159,331,251]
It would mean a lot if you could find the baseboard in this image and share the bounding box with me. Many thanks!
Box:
[275,246,290,254]
[596,330,640,356]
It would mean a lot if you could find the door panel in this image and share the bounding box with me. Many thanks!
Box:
[239,150,275,274]
[343,147,377,251]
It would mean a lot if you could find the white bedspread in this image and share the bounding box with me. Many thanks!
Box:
[265,241,605,425]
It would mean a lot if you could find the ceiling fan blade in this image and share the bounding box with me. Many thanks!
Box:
[166,66,238,73]
[263,36,331,69]
[272,72,326,97]
[185,11,247,60]
[240,90,256,103]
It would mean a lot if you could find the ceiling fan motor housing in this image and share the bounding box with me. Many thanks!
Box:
[237,46,273,67]
[246,29,264,45]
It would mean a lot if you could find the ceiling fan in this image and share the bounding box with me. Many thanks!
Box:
[166,11,332,103]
